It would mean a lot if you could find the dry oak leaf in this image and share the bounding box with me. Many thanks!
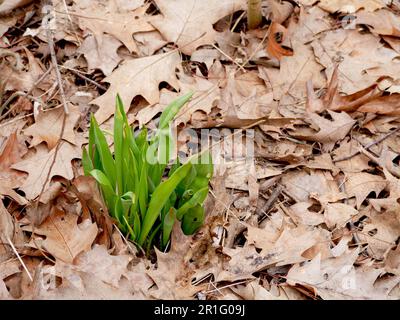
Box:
[324,203,358,229]
[281,170,344,204]
[287,249,399,299]
[262,10,326,107]
[220,68,273,120]
[0,132,27,204]
[34,267,147,299]
[219,226,331,281]
[356,9,400,37]
[360,209,400,260]
[370,169,400,213]
[332,138,371,173]
[151,0,246,55]
[0,0,33,15]
[138,72,220,127]
[91,51,181,124]
[344,172,387,209]
[317,0,390,13]
[294,111,356,152]
[77,34,122,76]
[312,29,400,95]
[12,141,81,200]
[24,105,80,150]
[147,223,202,299]
[22,210,98,264]
[289,202,325,226]
[56,244,132,287]
[76,4,154,53]
[357,94,400,116]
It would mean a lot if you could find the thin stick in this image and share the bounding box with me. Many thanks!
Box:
[257,183,282,222]
[6,236,33,282]
[0,66,53,121]
[333,126,400,163]
[43,8,69,114]
[59,66,107,91]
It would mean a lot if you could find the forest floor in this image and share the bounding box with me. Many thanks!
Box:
[1,0,400,300]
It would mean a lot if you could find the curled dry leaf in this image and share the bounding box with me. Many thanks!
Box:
[266,22,293,60]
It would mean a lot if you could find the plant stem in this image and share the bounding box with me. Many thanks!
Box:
[247,0,262,30]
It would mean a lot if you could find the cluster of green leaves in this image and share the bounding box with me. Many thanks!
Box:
[82,92,213,251]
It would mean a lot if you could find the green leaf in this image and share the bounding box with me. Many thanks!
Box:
[181,204,204,235]
[90,169,116,216]
[162,207,176,248]
[158,91,193,130]
[90,115,116,189]
[176,187,208,220]
[82,147,93,176]
[137,161,192,246]
[114,96,124,195]
[137,159,148,219]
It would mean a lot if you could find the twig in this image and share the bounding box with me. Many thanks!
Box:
[257,183,282,222]
[333,126,400,163]
[43,7,69,114]
[60,65,107,91]
[6,236,33,282]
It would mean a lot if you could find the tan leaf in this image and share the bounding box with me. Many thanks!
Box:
[360,209,400,260]
[133,31,168,56]
[281,170,344,204]
[12,141,81,200]
[312,29,400,94]
[310,111,356,151]
[24,105,80,150]
[345,172,387,209]
[91,51,181,124]
[59,245,132,287]
[287,249,399,299]
[356,9,400,36]
[77,34,122,76]
[147,223,202,299]
[324,203,358,229]
[332,138,371,173]
[357,94,400,116]
[318,0,389,13]
[0,0,33,14]
[23,210,98,264]
[289,202,325,226]
[151,0,246,55]
[77,4,154,53]
[370,169,400,212]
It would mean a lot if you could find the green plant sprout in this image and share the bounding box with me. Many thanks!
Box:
[82,92,213,252]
